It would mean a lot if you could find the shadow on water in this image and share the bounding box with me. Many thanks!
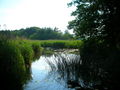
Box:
[45,53,112,90]
[24,52,94,90]
[45,53,87,89]
[24,51,114,90]
[24,53,74,90]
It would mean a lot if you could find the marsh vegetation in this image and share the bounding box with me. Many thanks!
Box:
[0,0,120,90]
[0,34,81,90]
[0,35,42,90]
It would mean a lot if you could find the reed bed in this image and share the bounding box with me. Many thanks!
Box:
[45,53,82,84]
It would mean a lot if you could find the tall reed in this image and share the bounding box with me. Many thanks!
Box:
[45,53,82,85]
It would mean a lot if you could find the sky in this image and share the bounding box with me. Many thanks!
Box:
[0,0,75,32]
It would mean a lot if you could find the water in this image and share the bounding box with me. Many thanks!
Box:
[24,53,78,90]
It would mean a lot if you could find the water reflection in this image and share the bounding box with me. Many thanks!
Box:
[45,53,85,89]
[24,53,76,90]
[45,53,111,90]
[24,51,118,90]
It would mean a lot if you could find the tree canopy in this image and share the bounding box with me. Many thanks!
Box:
[68,0,120,88]
[0,27,74,40]
[68,0,120,46]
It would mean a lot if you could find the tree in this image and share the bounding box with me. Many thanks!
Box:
[68,0,120,46]
[63,30,74,39]
[68,0,120,88]
[6,27,74,40]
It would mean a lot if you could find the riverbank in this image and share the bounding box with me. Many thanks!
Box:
[0,35,81,90]
[0,37,43,90]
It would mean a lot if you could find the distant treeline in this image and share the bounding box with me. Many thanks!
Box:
[0,27,74,40]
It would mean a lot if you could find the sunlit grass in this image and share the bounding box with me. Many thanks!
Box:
[0,35,82,89]
[0,35,43,89]
[39,40,82,49]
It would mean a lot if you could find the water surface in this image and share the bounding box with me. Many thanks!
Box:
[24,53,77,90]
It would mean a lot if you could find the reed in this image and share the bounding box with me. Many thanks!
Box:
[45,53,82,85]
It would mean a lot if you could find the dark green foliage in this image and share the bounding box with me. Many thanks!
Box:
[18,42,34,68]
[68,0,120,46]
[10,27,74,40]
[80,39,120,88]
[40,40,82,49]
[68,0,120,89]
[0,27,74,40]
[0,35,43,90]
[52,42,66,49]
[31,42,43,60]
[0,37,26,90]
[63,30,74,39]
[0,30,16,39]
[42,48,54,56]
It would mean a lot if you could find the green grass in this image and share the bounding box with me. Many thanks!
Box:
[0,35,82,89]
[0,36,43,89]
[0,38,26,89]
[39,40,82,49]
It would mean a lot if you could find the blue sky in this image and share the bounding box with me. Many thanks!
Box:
[0,0,75,32]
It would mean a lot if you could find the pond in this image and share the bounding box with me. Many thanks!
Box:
[24,52,79,90]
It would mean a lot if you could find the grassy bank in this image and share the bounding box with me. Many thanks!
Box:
[0,35,82,89]
[0,36,43,90]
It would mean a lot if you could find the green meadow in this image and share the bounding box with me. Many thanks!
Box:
[38,40,82,49]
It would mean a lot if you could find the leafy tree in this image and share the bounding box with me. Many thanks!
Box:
[63,30,74,39]
[4,27,74,40]
[68,0,120,88]
[68,0,120,46]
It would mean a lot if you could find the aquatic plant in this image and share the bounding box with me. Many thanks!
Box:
[45,53,84,87]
